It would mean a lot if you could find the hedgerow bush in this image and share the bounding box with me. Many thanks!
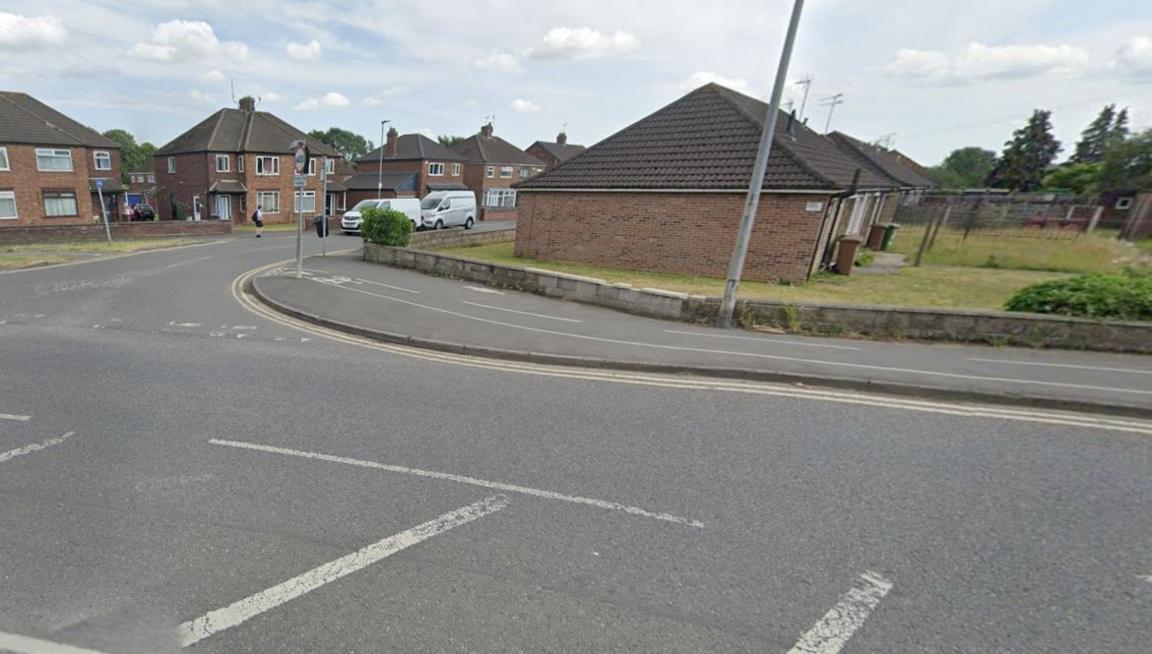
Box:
[1004,270,1152,320]
[360,207,413,247]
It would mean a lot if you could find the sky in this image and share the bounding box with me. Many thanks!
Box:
[1,0,1150,166]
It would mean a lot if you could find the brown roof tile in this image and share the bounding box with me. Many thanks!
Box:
[827,132,935,188]
[0,92,119,148]
[155,108,339,157]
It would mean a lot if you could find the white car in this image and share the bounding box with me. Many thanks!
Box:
[341,198,422,234]
[420,191,477,230]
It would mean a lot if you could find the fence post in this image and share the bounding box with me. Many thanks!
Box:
[928,205,950,250]
[914,211,939,267]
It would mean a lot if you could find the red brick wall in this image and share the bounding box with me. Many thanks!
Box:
[0,144,123,226]
[462,162,539,204]
[515,191,832,283]
[156,152,210,221]
[0,220,231,244]
[357,159,463,196]
[525,144,561,171]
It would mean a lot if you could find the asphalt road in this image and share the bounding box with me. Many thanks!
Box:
[1,233,1149,653]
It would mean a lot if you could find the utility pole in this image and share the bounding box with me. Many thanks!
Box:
[321,155,329,257]
[717,0,807,328]
[377,119,389,198]
[820,93,845,134]
[794,75,813,121]
[95,179,112,243]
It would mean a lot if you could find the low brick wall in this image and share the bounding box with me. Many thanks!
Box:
[0,221,232,244]
[480,207,518,222]
[408,224,516,249]
[362,242,1152,353]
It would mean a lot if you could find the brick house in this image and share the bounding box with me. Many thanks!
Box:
[154,96,342,223]
[526,132,586,171]
[0,91,124,227]
[126,162,156,211]
[513,83,895,283]
[341,172,419,208]
[453,124,545,221]
[355,128,467,198]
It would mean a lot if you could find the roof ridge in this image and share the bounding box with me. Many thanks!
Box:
[206,109,228,150]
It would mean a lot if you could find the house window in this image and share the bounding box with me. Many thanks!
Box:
[308,158,317,176]
[148,174,155,183]
[499,166,513,178]
[237,156,244,173]
[167,157,176,173]
[256,156,279,176]
[216,154,230,172]
[483,188,516,208]
[294,191,317,213]
[428,162,445,176]
[324,158,335,175]
[0,147,8,171]
[486,165,495,178]
[257,191,279,213]
[42,190,78,216]
[451,163,461,176]
[0,191,16,219]
[36,148,73,172]
[1116,197,1133,210]
[519,166,531,178]
[94,151,112,171]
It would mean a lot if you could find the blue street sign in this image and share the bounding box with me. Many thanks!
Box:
[96,179,104,189]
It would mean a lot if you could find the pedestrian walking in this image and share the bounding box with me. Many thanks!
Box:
[252,206,264,238]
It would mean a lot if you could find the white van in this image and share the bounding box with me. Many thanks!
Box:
[341,198,422,234]
[420,191,477,230]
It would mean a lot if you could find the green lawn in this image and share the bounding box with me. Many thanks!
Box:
[0,254,70,270]
[889,225,1148,273]
[2,238,198,254]
[433,242,1067,310]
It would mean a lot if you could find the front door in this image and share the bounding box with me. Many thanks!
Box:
[325,192,335,216]
[216,195,231,221]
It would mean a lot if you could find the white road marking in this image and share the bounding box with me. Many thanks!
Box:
[230,325,259,331]
[0,320,8,325]
[466,285,504,294]
[0,413,31,421]
[308,278,1152,397]
[235,333,247,339]
[1140,574,1152,584]
[787,571,893,654]
[208,331,225,337]
[968,357,1152,376]
[208,438,704,528]
[355,277,421,294]
[0,630,108,654]
[169,321,203,328]
[663,329,861,351]
[462,301,584,323]
[91,325,103,329]
[162,255,215,270]
[0,431,74,465]
[178,495,510,647]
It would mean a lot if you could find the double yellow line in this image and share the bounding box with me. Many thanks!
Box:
[233,261,1152,436]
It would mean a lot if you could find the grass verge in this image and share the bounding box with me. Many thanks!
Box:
[2,238,198,254]
[0,254,70,270]
[433,242,1067,310]
[234,223,301,233]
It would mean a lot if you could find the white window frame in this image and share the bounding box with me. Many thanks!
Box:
[36,148,73,172]
[428,162,445,176]
[256,156,279,176]
[499,165,513,178]
[451,163,461,176]
[257,191,280,213]
[486,165,495,178]
[0,190,16,219]
[0,146,9,171]
[237,156,244,173]
[519,166,531,178]
[308,158,317,176]
[42,189,78,217]
[167,157,176,173]
[94,150,112,171]
[294,190,317,213]
[1116,197,1133,210]
[216,154,230,173]
[324,158,335,175]
[483,188,517,209]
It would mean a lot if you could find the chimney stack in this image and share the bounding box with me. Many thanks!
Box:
[556,131,567,145]
[480,122,494,138]
[385,127,399,158]
[238,96,256,112]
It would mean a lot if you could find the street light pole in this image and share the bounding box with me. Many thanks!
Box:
[717,0,806,328]
[377,119,389,198]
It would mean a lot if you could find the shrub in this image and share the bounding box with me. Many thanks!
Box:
[360,207,413,247]
[1004,270,1152,320]
[854,249,875,268]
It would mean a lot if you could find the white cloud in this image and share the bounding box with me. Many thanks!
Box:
[510,98,541,112]
[201,69,225,83]
[130,20,248,62]
[681,71,752,94]
[0,12,67,49]
[262,92,282,102]
[886,42,1089,83]
[286,39,322,61]
[294,91,350,110]
[530,27,637,60]
[186,90,216,106]
[1112,36,1152,77]
[360,85,409,107]
[473,50,522,73]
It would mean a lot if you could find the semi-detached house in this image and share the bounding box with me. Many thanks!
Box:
[526,131,585,171]
[0,91,123,227]
[453,123,544,221]
[355,128,468,199]
[154,96,342,223]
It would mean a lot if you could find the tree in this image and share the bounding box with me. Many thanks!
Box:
[307,127,374,160]
[1042,162,1103,195]
[102,129,157,184]
[1098,129,1152,193]
[1071,105,1116,164]
[437,135,467,148]
[987,110,1062,192]
[1109,107,1130,148]
[928,147,997,189]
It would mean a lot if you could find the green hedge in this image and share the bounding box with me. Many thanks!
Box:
[1004,271,1152,321]
[360,207,413,247]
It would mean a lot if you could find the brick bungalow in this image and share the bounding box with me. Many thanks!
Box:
[526,132,586,171]
[453,123,545,221]
[513,83,895,283]
[154,96,342,223]
[355,128,468,197]
[0,91,124,227]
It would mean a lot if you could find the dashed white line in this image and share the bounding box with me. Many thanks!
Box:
[465,285,504,294]
[230,325,259,331]
[1139,574,1152,584]
[208,438,704,528]
[162,255,215,270]
[787,571,893,654]
[968,357,1152,376]
[0,431,74,465]
[355,277,421,294]
[462,301,584,323]
[0,630,108,654]
[169,321,203,328]
[0,413,31,422]
[178,494,510,647]
[663,329,861,351]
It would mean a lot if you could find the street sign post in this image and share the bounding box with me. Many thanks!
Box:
[95,178,112,244]
[320,156,329,257]
[290,140,309,279]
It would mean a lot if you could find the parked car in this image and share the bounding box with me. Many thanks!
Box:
[130,204,155,221]
[420,191,477,230]
[341,198,422,234]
